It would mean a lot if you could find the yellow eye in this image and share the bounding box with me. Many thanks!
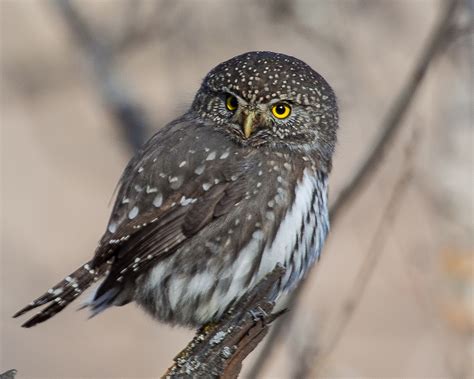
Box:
[226,95,238,111]
[271,103,291,119]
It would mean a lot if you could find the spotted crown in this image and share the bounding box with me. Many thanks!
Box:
[202,51,334,106]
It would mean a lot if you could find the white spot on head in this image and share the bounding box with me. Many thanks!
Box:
[202,183,212,191]
[138,167,144,173]
[153,193,163,207]
[179,161,187,168]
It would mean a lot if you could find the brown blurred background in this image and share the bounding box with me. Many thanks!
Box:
[1,0,472,378]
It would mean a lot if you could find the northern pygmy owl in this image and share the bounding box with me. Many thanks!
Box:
[15,51,338,328]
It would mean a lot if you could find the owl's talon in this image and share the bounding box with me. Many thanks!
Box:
[199,321,218,335]
[249,306,268,323]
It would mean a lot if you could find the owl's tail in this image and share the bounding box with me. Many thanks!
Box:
[13,259,105,328]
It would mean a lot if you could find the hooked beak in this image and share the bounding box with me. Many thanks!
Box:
[242,111,256,139]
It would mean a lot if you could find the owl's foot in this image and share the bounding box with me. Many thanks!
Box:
[199,321,219,335]
[249,306,269,323]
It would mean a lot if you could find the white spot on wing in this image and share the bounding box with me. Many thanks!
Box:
[153,193,163,207]
[219,151,230,159]
[206,151,217,161]
[128,206,139,219]
[108,222,117,233]
[169,176,183,190]
[146,186,158,194]
[194,164,206,175]
[179,196,197,206]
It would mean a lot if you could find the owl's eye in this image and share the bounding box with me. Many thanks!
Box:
[225,95,238,111]
[271,103,291,119]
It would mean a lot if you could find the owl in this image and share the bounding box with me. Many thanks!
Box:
[14,51,338,328]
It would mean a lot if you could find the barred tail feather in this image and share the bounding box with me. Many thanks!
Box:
[13,259,105,328]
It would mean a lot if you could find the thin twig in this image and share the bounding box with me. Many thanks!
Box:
[163,266,286,378]
[329,0,460,222]
[306,134,417,377]
[248,1,461,376]
[0,370,17,379]
[54,0,151,152]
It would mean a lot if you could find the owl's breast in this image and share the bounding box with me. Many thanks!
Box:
[135,164,329,327]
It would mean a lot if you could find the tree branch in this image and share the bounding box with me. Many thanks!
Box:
[162,266,286,379]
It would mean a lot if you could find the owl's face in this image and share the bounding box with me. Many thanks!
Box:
[191,51,338,170]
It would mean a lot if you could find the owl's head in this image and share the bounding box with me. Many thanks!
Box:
[191,51,338,170]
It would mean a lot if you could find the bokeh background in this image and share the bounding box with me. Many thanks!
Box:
[1,0,472,377]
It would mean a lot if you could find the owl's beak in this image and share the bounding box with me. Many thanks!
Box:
[242,111,256,139]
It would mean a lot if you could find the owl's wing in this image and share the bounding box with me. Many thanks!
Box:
[14,119,251,326]
[90,179,245,313]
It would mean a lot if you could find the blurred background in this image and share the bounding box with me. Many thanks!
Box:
[1,0,472,377]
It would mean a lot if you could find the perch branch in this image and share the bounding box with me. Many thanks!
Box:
[54,0,151,152]
[248,1,461,376]
[163,266,286,379]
